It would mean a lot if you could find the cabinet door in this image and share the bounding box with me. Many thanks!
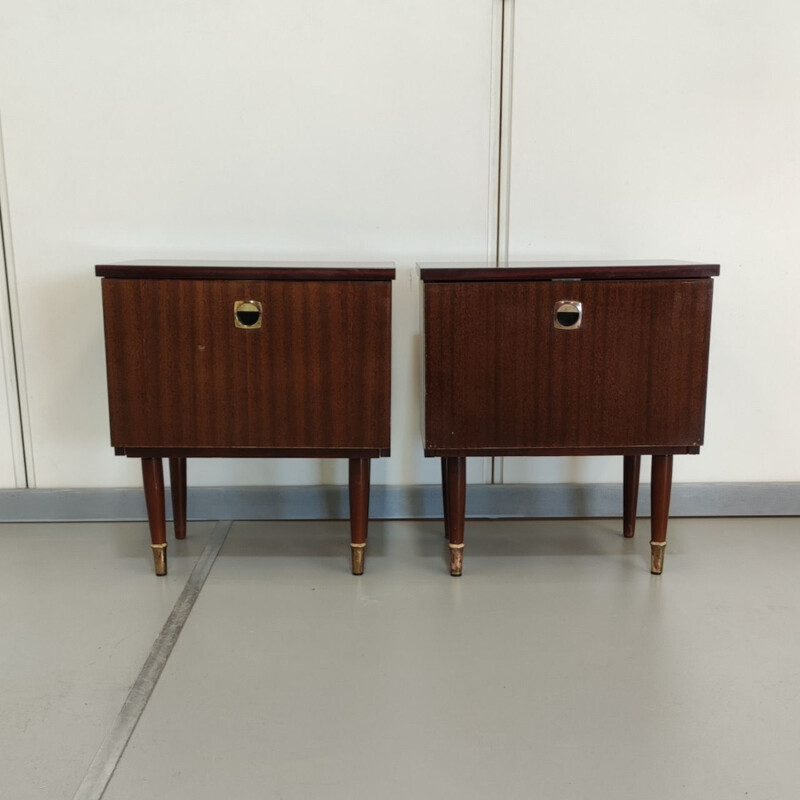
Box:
[424,279,712,451]
[102,279,390,450]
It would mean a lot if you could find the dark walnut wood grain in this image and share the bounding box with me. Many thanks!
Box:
[141,458,167,576]
[419,261,719,282]
[116,446,386,458]
[348,458,371,575]
[169,457,187,540]
[622,454,641,538]
[102,279,391,451]
[444,456,466,576]
[424,279,713,454]
[650,455,674,574]
[97,261,396,281]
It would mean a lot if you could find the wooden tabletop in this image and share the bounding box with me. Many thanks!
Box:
[418,260,720,282]
[96,260,396,281]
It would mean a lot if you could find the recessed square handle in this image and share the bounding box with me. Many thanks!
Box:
[554,300,582,330]
[234,300,263,329]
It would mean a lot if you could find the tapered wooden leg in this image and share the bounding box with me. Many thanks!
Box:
[349,458,371,575]
[441,458,450,538]
[623,455,641,538]
[169,457,187,540]
[650,455,673,574]
[141,458,167,576]
[445,457,466,576]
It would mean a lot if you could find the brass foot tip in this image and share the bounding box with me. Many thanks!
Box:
[151,543,167,576]
[650,541,666,575]
[350,542,366,575]
[449,543,464,577]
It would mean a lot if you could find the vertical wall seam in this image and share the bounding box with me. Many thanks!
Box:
[485,0,506,485]
[0,197,24,461]
[495,0,506,268]
[492,0,515,484]
[486,0,504,269]
[0,114,34,487]
[497,0,515,267]
[0,209,26,484]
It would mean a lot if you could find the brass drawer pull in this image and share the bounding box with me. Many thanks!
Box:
[554,300,582,330]
[234,300,262,329]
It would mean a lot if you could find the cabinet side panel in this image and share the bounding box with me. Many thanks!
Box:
[102,279,391,449]
[102,279,147,447]
[424,279,712,450]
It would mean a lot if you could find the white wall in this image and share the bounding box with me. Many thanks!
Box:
[1,1,797,492]
[0,0,498,488]
[504,0,800,484]
[0,317,20,488]
[0,128,25,488]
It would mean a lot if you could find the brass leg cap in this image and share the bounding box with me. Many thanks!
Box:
[449,543,464,577]
[351,543,366,575]
[151,543,167,576]
[650,541,666,575]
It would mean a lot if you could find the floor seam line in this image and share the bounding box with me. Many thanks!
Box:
[72,519,232,800]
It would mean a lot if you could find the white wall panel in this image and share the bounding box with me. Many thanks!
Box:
[0,133,26,488]
[506,0,800,483]
[0,328,19,488]
[0,1,497,488]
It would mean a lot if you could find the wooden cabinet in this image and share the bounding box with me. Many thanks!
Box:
[97,261,395,575]
[420,261,719,575]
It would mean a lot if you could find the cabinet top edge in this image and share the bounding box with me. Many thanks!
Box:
[96,260,396,281]
[417,261,720,281]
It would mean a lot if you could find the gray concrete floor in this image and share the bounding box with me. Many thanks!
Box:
[1,517,799,799]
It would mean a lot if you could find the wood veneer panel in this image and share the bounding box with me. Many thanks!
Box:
[96,262,395,281]
[116,447,387,458]
[419,261,719,282]
[423,279,713,451]
[102,279,391,449]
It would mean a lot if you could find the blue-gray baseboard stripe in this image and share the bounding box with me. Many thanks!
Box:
[0,483,797,523]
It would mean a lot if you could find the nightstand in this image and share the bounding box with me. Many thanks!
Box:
[97,260,394,575]
[419,261,718,575]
